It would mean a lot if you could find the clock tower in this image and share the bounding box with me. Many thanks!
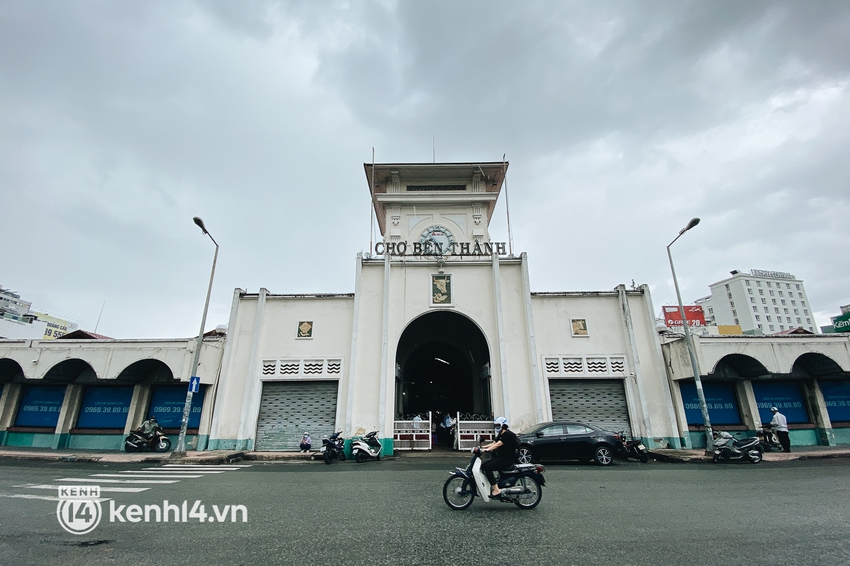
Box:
[364,162,508,257]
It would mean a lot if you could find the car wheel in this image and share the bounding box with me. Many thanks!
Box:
[517,446,534,464]
[594,445,614,466]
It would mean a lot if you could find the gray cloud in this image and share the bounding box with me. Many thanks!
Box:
[1,0,848,337]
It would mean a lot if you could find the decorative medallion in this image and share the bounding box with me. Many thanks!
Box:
[571,318,588,336]
[432,274,452,305]
[297,321,313,338]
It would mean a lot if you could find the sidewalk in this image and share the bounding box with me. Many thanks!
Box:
[0,446,322,465]
[650,444,850,463]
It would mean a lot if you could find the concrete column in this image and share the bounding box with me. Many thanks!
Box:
[736,380,761,432]
[617,285,652,442]
[124,383,152,434]
[52,383,84,449]
[492,254,510,422]
[808,380,836,446]
[208,287,244,447]
[378,254,391,441]
[0,384,23,446]
[236,288,268,450]
[520,253,546,422]
[641,285,683,449]
[345,255,363,436]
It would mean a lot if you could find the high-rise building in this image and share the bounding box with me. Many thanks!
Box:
[694,269,816,335]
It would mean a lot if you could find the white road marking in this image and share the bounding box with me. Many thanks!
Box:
[15,484,149,493]
[0,493,111,502]
[91,474,203,479]
[56,478,179,484]
[137,469,225,474]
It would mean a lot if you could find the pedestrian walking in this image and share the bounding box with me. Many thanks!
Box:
[770,407,791,453]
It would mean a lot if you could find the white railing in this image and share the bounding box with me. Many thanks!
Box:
[393,411,432,450]
[454,413,496,451]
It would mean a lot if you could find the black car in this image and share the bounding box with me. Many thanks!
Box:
[516,421,626,466]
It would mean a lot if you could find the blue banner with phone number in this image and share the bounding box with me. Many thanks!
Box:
[679,381,742,425]
[14,385,67,427]
[819,381,850,422]
[751,381,809,424]
[148,386,206,429]
[76,386,134,429]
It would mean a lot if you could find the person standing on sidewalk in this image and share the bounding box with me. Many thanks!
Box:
[770,407,791,453]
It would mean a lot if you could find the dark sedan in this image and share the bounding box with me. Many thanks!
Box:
[516,421,626,466]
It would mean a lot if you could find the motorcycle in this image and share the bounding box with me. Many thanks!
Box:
[351,431,383,463]
[124,426,171,453]
[443,446,546,510]
[321,431,346,465]
[757,424,783,453]
[712,431,763,464]
[617,431,649,463]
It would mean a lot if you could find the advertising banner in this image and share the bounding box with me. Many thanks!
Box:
[75,386,133,428]
[663,305,706,327]
[819,381,850,422]
[831,311,850,333]
[14,385,67,427]
[149,386,206,429]
[679,381,742,425]
[751,381,809,424]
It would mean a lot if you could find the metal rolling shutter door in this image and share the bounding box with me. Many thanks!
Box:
[549,379,631,437]
[255,381,338,451]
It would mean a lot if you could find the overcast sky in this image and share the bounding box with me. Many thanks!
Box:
[2,1,848,338]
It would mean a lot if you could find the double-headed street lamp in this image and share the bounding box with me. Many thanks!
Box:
[667,217,714,455]
[174,216,219,456]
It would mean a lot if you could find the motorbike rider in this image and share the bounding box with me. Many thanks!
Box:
[138,415,159,440]
[481,417,520,497]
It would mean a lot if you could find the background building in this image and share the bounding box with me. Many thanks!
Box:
[0,286,78,340]
[695,270,816,335]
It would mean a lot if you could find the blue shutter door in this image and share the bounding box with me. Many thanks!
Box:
[679,382,742,425]
[14,385,66,427]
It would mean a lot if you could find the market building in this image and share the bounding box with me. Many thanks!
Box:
[1,160,849,453]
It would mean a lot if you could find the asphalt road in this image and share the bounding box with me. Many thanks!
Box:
[0,455,848,566]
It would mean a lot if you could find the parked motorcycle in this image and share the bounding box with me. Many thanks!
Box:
[757,424,783,453]
[712,431,763,464]
[443,446,546,510]
[617,431,649,463]
[351,431,383,463]
[321,431,346,465]
[124,426,171,453]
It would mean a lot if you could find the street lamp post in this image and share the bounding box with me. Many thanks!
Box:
[667,217,714,455]
[174,216,219,456]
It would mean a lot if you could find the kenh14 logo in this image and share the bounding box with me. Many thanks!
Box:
[57,485,103,535]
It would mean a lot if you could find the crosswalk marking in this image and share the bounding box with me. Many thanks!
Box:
[57,478,179,484]
[15,484,149,493]
[137,469,225,474]
[160,465,251,469]
[0,494,111,502]
[9,463,251,501]
[92,474,204,479]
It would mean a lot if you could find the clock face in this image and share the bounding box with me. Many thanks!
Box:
[419,226,455,255]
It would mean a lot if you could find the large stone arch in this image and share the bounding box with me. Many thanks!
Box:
[394,310,492,421]
[709,354,771,379]
[791,353,849,379]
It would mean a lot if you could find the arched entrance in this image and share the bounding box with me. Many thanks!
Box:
[395,311,491,424]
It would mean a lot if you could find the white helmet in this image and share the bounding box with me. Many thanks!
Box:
[494,416,508,427]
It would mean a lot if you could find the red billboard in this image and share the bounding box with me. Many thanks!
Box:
[663,305,706,327]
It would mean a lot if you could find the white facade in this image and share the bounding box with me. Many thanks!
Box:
[206,162,680,451]
[697,270,816,334]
